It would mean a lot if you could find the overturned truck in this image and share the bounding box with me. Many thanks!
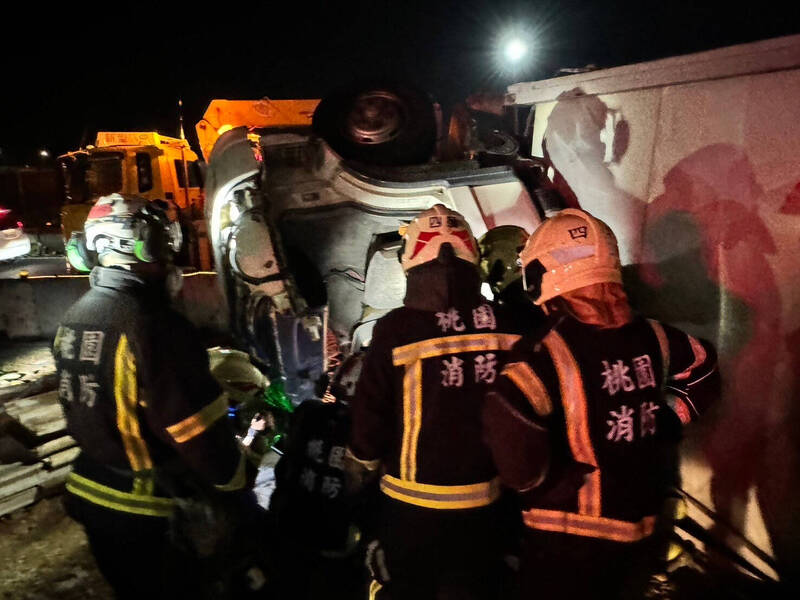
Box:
[197,89,552,404]
[200,33,800,592]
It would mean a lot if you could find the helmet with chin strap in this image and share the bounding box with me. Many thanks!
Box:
[398,204,478,271]
[518,208,622,305]
[478,225,529,295]
[67,193,182,271]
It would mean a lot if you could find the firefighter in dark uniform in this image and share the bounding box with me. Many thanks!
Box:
[482,208,720,598]
[347,204,522,599]
[56,194,264,599]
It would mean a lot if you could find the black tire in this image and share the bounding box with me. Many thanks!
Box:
[312,81,437,167]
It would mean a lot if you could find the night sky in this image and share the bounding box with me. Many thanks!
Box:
[1,0,797,164]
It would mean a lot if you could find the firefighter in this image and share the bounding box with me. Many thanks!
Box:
[478,225,545,332]
[482,208,720,598]
[55,194,266,599]
[347,204,522,599]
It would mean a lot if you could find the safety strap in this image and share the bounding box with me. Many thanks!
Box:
[380,474,500,510]
[66,472,174,518]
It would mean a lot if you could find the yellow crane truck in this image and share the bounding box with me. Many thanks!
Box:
[58,131,210,269]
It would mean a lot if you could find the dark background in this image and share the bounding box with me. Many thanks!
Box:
[1,0,797,164]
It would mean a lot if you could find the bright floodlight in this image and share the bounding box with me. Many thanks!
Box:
[504,38,527,63]
[39,149,50,158]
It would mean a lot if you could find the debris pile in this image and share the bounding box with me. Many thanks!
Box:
[1,390,76,516]
[0,342,58,403]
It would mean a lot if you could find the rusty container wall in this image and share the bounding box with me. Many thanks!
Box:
[510,35,800,579]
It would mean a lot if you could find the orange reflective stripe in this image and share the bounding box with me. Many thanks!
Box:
[673,335,707,381]
[392,334,520,366]
[502,361,553,417]
[381,475,501,509]
[543,330,601,516]
[166,393,228,444]
[523,508,656,542]
[393,332,520,481]
[400,360,422,480]
[647,319,670,383]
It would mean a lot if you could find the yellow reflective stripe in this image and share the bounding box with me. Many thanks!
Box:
[380,474,500,510]
[647,319,670,382]
[408,361,423,481]
[369,580,383,600]
[394,332,520,481]
[66,472,173,518]
[502,361,553,417]
[392,333,520,366]
[214,451,247,492]
[166,393,229,444]
[543,330,601,516]
[400,360,413,480]
[114,334,153,478]
[523,508,656,543]
[399,360,423,480]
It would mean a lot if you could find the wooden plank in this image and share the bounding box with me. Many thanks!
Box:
[4,390,60,418]
[38,464,72,495]
[42,447,80,470]
[27,418,68,437]
[32,435,76,458]
[19,406,65,428]
[0,463,44,499]
[0,462,41,486]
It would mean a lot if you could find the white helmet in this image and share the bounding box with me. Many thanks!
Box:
[399,204,478,271]
[83,194,181,267]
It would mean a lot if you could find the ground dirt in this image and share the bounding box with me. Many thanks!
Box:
[0,496,111,600]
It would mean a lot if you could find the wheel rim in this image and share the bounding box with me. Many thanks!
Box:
[344,91,406,145]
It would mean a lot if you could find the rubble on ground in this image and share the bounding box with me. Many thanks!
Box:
[0,342,57,403]
[0,497,111,599]
[1,390,75,516]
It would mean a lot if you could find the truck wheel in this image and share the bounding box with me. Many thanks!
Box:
[312,82,436,166]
